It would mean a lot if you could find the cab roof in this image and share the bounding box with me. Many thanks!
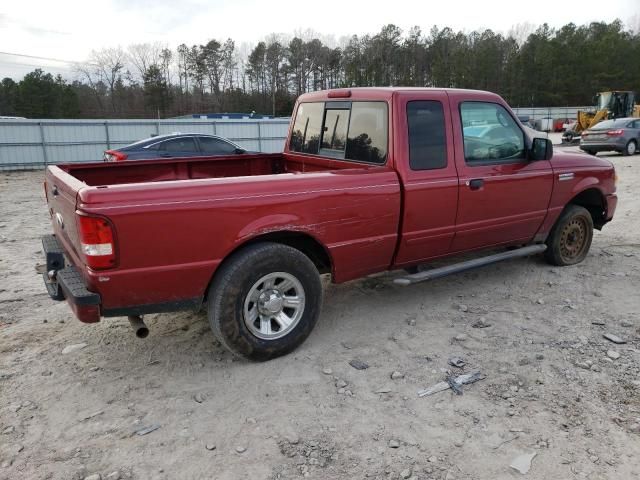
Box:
[297,87,503,103]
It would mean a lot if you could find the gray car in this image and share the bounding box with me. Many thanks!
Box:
[104,133,247,162]
[580,117,640,156]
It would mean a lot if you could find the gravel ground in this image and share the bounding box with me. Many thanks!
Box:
[1,145,639,480]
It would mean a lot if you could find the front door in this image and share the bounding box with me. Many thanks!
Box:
[448,95,553,252]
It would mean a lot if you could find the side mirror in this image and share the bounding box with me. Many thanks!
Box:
[235,148,246,154]
[530,137,553,161]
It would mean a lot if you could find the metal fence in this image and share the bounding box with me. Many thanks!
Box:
[0,118,290,171]
[511,106,590,125]
[0,107,590,171]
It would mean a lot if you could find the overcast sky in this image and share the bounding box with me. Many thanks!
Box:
[1,0,638,80]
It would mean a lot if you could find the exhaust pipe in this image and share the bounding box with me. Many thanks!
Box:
[128,315,149,339]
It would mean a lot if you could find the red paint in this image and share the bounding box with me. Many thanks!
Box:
[69,302,101,323]
[43,88,617,323]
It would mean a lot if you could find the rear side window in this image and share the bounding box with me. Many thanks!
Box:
[290,101,387,164]
[290,103,324,154]
[460,102,524,164]
[199,136,237,154]
[320,106,350,158]
[346,102,388,164]
[160,137,198,153]
[407,101,447,170]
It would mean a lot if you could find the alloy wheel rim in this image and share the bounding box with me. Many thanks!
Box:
[628,142,636,155]
[559,218,588,262]
[243,272,305,340]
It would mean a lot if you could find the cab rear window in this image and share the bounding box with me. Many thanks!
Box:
[289,101,388,164]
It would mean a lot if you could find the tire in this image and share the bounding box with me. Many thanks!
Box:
[207,242,322,361]
[544,205,594,266]
[583,149,597,156]
[623,139,637,156]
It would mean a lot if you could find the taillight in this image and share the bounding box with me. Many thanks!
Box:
[607,129,624,136]
[77,214,117,269]
[104,150,128,162]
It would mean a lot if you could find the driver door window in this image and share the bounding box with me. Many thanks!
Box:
[460,102,524,164]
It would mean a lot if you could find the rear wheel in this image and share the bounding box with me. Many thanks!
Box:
[623,139,637,156]
[544,205,593,266]
[583,149,597,156]
[207,242,322,361]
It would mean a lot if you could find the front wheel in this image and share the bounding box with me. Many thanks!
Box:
[544,205,594,266]
[207,242,322,361]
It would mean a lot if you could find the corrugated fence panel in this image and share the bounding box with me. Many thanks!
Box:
[45,144,107,164]
[0,145,44,167]
[215,122,260,141]
[0,122,42,143]
[158,122,214,136]
[260,121,289,138]
[0,118,290,170]
[44,123,106,144]
[240,140,261,151]
[108,122,159,144]
[512,107,590,121]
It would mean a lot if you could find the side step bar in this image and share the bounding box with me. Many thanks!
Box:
[394,244,547,286]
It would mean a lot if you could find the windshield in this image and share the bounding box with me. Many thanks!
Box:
[596,92,613,110]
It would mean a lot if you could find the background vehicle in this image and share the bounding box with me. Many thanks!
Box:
[41,87,617,361]
[103,133,247,161]
[563,91,640,144]
[580,117,640,156]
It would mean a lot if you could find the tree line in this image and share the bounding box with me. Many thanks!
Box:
[1,20,638,119]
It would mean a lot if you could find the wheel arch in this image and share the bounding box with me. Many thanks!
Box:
[203,230,333,302]
[567,187,607,229]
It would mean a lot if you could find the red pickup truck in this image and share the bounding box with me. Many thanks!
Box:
[41,88,617,360]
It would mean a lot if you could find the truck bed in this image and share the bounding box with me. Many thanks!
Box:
[45,152,402,314]
[58,153,360,186]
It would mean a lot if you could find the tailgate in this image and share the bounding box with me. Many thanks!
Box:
[44,166,86,263]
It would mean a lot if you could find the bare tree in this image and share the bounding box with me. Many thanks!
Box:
[127,43,162,83]
[507,22,536,45]
[79,48,126,113]
[74,60,104,113]
[628,14,640,35]
[221,39,237,91]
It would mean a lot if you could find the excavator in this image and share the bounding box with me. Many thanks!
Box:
[562,91,640,144]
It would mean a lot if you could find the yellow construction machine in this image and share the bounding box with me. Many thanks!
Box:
[562,91,639,144]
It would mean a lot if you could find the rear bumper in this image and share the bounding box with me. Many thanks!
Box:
[579,139,626,152]
[41,234,202,322]
[41,234,101,323]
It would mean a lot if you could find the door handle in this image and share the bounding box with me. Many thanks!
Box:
[467,178,484,190]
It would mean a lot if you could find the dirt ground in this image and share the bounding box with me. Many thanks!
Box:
[1,144,639,480]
